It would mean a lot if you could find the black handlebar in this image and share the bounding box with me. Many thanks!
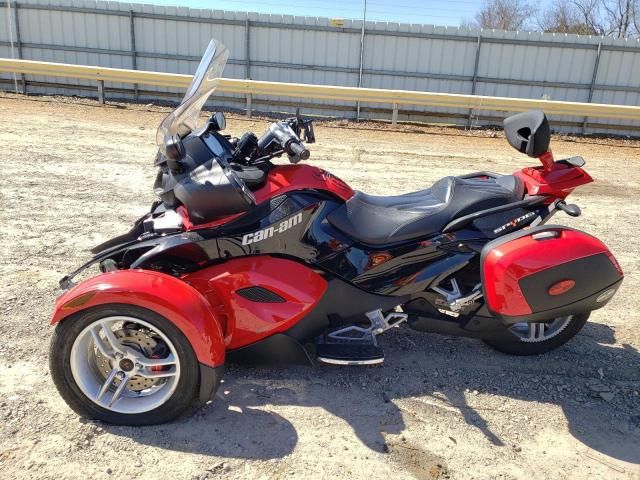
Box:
[257,120,310,163]
[287,141,310,162]
[240,116,314,165]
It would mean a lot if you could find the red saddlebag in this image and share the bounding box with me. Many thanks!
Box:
[481,225,623,324]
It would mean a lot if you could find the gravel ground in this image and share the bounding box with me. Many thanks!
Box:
[0,93,639,480]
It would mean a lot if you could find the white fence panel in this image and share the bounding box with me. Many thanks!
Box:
[1,0,639,135]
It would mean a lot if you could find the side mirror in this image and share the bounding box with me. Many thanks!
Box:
[302,119,315,144]
[504,110,550,158]
[209,112,226,132]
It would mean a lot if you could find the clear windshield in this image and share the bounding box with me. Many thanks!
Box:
[156,39,229,147]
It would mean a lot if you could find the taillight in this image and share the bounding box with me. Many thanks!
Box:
[548,279,576,296]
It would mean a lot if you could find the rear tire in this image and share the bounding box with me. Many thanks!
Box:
[483,313,589,355]
[50,304,202,425]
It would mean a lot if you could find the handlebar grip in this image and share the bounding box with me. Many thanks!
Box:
[288,141,310,162]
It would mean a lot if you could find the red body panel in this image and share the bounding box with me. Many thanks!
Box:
[52,257,328,360]
[180,164,355,230]
[50,270,226,367]
[514,163,593,198]
[483,229,612,316]
[182,256,328,349]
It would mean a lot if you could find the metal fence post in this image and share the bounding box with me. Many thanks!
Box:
[97,79,105,104]
[356,3,367,122]
[466,33,482,128]
[10,1,27,93]
[245,18,252,117]
[583,41,602,135]
[391,103,398,125]
[2,1,640,136]
[129,10,138,101]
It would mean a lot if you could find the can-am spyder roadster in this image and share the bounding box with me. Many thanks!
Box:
[49,39,624,425]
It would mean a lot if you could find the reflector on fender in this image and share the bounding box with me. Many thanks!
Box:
[548,279,576,296]
[62,291,96,309]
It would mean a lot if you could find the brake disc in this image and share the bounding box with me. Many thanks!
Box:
[95,328,162,392]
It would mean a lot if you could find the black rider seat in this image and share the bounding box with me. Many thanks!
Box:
[327,175,524,245]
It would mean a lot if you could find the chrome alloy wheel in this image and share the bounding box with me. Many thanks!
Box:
[70,316,181,414]
[510,315,573,343]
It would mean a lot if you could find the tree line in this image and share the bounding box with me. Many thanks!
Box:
[463,0,639,38]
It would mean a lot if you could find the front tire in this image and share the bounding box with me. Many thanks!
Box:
[50,304,201,425]
[483,313,589,355]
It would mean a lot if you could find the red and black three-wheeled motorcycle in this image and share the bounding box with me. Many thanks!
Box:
[49,39,623,425]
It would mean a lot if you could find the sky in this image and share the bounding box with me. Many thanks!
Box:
[136,0,506,26]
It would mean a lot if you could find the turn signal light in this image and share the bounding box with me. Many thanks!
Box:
[548,279,576,296]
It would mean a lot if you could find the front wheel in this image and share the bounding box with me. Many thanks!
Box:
[49,304,201,425]
[483,313,589,355]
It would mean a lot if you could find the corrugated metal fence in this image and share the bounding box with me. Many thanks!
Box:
[1,0,640,135]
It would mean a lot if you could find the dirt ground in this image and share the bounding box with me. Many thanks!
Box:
[0,93,639,480]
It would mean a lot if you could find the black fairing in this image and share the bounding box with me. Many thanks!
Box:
[504,110,551,157]
[90,215,146,254]
[154,133,255,223]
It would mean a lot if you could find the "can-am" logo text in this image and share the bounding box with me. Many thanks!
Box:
[242,212,304,245]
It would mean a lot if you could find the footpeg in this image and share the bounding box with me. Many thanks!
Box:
[432,279,482,313]
[316,342,384,365]
[326,310,407,341]
[315,309,407,366]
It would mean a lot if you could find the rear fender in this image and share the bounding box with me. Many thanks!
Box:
[51,270,226,367]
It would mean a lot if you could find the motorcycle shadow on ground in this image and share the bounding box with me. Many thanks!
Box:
[106,321,640,464]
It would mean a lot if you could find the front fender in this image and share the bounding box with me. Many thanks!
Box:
[51,270,226,367]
